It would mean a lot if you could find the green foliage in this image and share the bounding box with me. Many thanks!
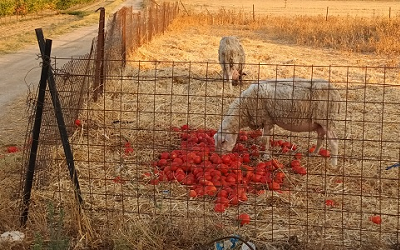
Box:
[64,10,90,17]
[0,0,15,16]
[26,0,56,12]
[47,202,70,250]
[32,233,44,250]
[31,202,70,250]
[0,0,95,16]
[55,0,94,10]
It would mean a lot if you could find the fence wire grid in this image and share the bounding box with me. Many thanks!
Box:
[23,56,400,249]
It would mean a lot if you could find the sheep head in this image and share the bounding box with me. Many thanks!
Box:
[214,129,238,152]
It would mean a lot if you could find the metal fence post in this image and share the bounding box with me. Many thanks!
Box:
[20,36,52,228]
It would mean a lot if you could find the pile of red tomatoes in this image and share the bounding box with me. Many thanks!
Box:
[145,124,326,217]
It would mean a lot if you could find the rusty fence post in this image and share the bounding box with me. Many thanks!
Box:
[137,13,142,47]
[148,4,153,42]
[253,4,255,22]
[163,2,166,34]
[326,7,329,21]
[129,6,134,54]
[121,7,127,68]
[155,4,159,35]
[94,7,105,102]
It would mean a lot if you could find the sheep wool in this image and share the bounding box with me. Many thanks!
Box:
[218,36,246,88]
[216,77,342,166]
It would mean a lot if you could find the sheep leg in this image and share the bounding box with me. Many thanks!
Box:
[311,125,325,156]
[327,130,339,166]
[260,124,273,160]
[227,68,233,91]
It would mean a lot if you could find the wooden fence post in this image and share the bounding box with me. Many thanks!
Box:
[163,2,166,34]
[253,4,255,22]
[94,7,105,102]
[137,13,141,47]
[326,7,329,21]
[149,4,153,42]
[121,7,127,68]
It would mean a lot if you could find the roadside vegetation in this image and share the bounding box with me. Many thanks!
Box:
[0,0,125,54]
[0,0,97,16]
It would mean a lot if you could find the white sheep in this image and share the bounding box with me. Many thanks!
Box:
[218,36,246,90]
[214,77,342,166]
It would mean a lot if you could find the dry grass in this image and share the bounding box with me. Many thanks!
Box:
[172,7,400,56]
[2,2,400,250]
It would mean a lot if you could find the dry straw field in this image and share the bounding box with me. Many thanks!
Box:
[3,0,400,249]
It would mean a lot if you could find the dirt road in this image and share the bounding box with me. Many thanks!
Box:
[0,0,142,145]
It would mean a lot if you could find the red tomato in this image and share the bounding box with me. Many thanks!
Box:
[239,192,248,202]
[218,190,229,198]
[274,172,285,183]
[319,149,331,157]
[181,124,189,131]
[290,160,301,168]
[370,215,382,224]
[281,141,291,148]
[325,199,335,207]
[175,173,186,183]
[210,153,222,164]
[216,197,230,206]
[294,153,302,160]
[74,119,82,127]
[218,164,229,174]
[251,150,259,157]
[252,174,262,183]
[214,203,226,213]
[281,146,289,153]
[272,159,284,169]
[124,147,134,155]
[239,135,248,141]
[149,179,160,185]
[292,166,307,175]
[229,195,239,205]
[189,190,197,198]
[160,152,169,159]
[205,185,217,196]
[113,176,125,184]
[242,153,251,163]
[268,181,281,190]
[238,213,250,226]
[193,155,202,164]
[221,154,232,164]
[7,146,18,153]
[309,145,316,154]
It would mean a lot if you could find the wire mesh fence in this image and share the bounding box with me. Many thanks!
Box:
[23,55,400,248]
